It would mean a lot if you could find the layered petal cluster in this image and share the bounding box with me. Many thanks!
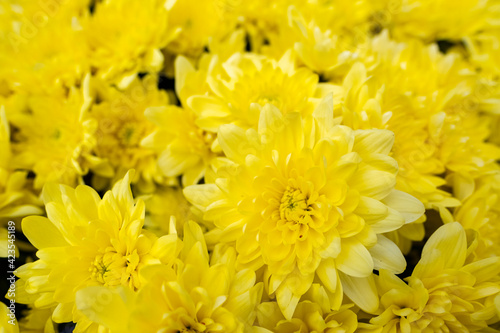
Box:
[187,51,330,130]
[360,222,500,332]
[331,31,500,251]
[12,171,182,331]
[8,76,98,189]
[165,0,237,57]
[376,0,500,42]
[84,0,176,87]
[257,301,357,332]
[88,75,169,191]
[0,0,91,96]
[75,221,263,332]
[185,100,424,318]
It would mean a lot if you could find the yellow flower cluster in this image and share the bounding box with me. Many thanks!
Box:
[1,0,500,332]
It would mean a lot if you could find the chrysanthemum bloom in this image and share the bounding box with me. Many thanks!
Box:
[334,32,500,251]
[233,2,374,74]
[142,103,220,186]
[76,221,263,332]
[257,301,358,332]
[454,172,500,258]
[13,171,182,331]
[187,51,333,130]
[165,0,236,57]
[359,222,500,332]
[185,100,424,318]
[9,76,100,189]
[378,0,500,42]
[281,3,374,77]
[89,75,169,192]
[1,1,90,96]
[141,56,221,186]
[84,0,177,88]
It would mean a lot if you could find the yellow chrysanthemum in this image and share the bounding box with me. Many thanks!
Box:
[142,104,220,186]
[165,0,236,57]
[232,1,376,74]
[334,32,500,251]
[282,3,374,77]
[75,221,263,332]
[256,301,358,332]
[359,222,500,332]
[185,100,424,318]
[188,51,333,130]
[1,1,90,95]
[89,75,169,192]
[140,56,222,186]
[13,171,182,331]
[8,76,98,189]
[84,0,176,88]
[378,0,500,42]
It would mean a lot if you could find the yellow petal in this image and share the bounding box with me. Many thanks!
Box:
[22,216,69,249]
[348,170,396,200]
[75,286,133,332]
[339,272,379,314]
[413,222,466,279]
[316,258,338,293]
[336,239,373,277]
[218,124,253,163]
[353,129,395,155]
[381,190,424,224]
[369,235,406,274]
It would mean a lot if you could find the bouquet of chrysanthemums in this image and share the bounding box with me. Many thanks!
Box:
[1,0,500,332]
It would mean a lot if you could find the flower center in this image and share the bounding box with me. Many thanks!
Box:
[280,186,310,224]
[256,94,281,109]
[188,129,216,151]
[90,248,141,289]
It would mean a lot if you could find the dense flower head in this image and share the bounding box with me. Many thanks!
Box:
[12,171,182,331]
[376,0,500,42]
[88,75,169,191]
[0,0,91,96]
[187,51,331,131]
[329,31,500,251]
[75,221,263,332]
[185,99,424,318]
[8,76,98,189]
[0,107,42,257]
[256,301,358,332]
[359,222,500,332]
[84,0,175,88]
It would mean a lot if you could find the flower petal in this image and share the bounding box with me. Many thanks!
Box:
[369,235,406,274]
[336,239,373,277]
[22,216,69,249]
